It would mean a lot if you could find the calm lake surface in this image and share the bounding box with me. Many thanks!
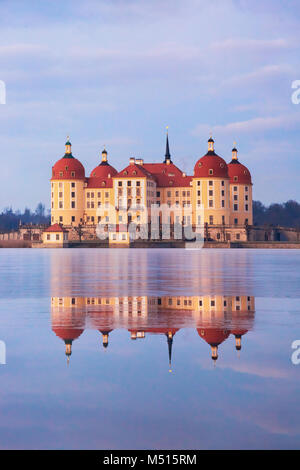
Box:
[0,248,299,450]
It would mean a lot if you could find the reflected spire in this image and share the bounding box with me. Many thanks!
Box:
[166,332,174,373]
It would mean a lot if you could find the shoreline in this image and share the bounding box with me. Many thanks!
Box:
[1,240,300,249]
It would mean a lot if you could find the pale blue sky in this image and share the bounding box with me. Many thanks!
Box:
[0,0,300,209]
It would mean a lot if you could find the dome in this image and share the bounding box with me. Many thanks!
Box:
[197,328,230,346]
[90,162,117,178]
[194,138,229,178]
[227,146,252,184]
[228,161,252,185]
[52,327,84,341]
[51,140,85,180]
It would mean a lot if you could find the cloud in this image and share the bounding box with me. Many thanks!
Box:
[191,113,300,137]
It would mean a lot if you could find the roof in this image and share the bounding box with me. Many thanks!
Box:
[86,177,113,188]
[143,163,192,187]
[227,160,252,185]
[44,223,67,233]
[52,155,85,180]
[197,328,230,346]
[194,152,229,178]
[90,161,118,179]
[116,163,156,179]
[52,327,84,341]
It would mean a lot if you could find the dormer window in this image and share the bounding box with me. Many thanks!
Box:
[65,166,68,171]
[234,176,238,182]
[209,169,213,175]
[71,171,75,177]
[59,172,63,177]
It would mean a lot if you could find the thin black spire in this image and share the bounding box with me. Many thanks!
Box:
[166,334,173,372]
[164,128,172,163]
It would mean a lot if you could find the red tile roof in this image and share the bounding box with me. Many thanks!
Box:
[44,223,67,233]
[87,177,113,188]
[116,163,156,179]
[143,162,192,187]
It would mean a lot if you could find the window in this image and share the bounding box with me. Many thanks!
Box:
[209,215,214,224]
[59,201,63,209]
[234,195,238,201]
[234,218,238,225]
[234,186,238,191]
[209,181,213,186]
[71,192,75,198]
[167,191,171,197]
[59,192,63,198]
[71,172,75,177]
[209,169,213,175]
[245,186,249,192]
[56,234,60,241]
[137,182,140,187]
[209,190,213,196]
[118,181,122,186]
[59,172,63,177]
[127,181,131,186]
[209,200,213,207]
[211,300,215,307]
[234,204,238,211]
[222,200,225,207]
[71,201,75,208]
[197,191,201,196]
[72,216,75,222]
[122,234,126,240]
[245,204,249,211]
[222,181,224,186]
[236,233,240,240]
[47,234,50,240]
[71,182,75,188]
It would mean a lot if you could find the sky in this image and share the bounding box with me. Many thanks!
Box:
[0,0,300,210]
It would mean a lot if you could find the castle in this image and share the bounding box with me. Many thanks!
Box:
[49,133,253,244]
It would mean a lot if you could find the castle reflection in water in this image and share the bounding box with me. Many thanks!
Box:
[51,294,255,368]
[49,249,255,369]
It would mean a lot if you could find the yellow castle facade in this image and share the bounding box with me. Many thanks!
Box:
[50,134,253,242]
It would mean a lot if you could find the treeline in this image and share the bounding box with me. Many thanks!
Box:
[0,203,50,232]
[253,200,300,227]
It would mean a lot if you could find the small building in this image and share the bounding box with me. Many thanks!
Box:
[42,224,69,247]
[108,224,130,246]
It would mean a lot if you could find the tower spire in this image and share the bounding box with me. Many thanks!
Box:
[166,332,174,373]
[164,126,172,164]
[64,136,72,156]
[208,134,215,152]
[232,142,238,162]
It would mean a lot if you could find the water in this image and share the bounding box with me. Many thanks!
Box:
[0,248,299,450]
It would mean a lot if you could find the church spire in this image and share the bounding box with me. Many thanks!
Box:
[164,127,172,164]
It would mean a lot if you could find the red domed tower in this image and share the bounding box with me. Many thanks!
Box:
[51,138,85,226]
[89,149,118,181]
[192,137,230,227]
[197,327,230,362]
[52,327,84,364]
[227,145,253,226]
